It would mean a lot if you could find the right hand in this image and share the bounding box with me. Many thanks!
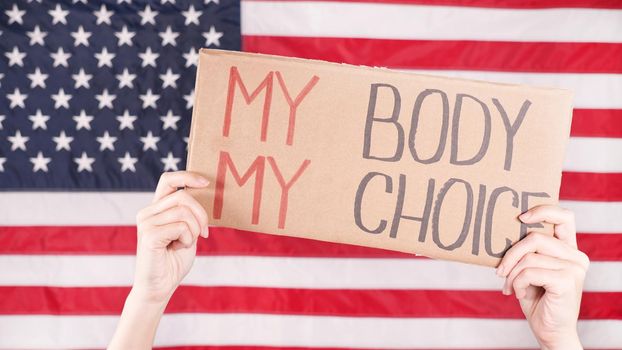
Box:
[132,171,210,304]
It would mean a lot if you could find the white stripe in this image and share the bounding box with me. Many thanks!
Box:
[564,137,622,173]
[407,70,622,109]
[1,193,620,233]
[562,200,622,234]
[0,192,152,225]
[0,255,618,291]
[0,314,620,349]
[241,1,622,43]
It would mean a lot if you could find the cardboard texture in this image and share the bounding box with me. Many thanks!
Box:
[186,49,574,267]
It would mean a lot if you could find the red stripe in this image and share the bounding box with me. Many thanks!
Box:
[0,226,620,260]
[561,172,622,201]
[577,233,622,261]
[242,0,622,9]
[0,226,412,257]
[0,286,618,319]
[571,109,622,138]
[243,36,622,74]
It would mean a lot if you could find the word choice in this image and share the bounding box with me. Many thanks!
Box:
[354,172,549,258]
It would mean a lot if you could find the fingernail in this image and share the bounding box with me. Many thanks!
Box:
[519,211,531,221]
[201,226,209,238]
[496,264,505,276]
[502,286,510,295]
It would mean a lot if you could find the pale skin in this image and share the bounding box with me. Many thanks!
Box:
[108,171,589,350]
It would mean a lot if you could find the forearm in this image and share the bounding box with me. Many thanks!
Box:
[107,289,169,350]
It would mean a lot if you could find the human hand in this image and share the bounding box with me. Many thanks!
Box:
[497,205,589,350]
[132,171,210,304]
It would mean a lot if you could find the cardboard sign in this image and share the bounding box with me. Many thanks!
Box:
[186,49,573,267]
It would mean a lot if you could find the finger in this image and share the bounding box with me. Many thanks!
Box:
[153,171,209,203]
[503,253,567,295]
[519,205,577,247]
[512,267,574,299]
[141,190,209,236]
[141,221,194,249]
[148,205,201,241]
[497,232,588,277]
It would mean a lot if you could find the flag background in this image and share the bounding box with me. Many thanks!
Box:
[1,0,621,349]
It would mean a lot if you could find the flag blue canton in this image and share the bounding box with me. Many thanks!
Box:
[0,0,240,190]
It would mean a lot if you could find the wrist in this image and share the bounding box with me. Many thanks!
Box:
[128,282,175,307]
[540,332,582,350]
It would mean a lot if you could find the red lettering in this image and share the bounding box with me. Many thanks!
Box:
[275,72,320,145]
[267,157,311,229]
[223,66,274,142]
[213,151,266,225]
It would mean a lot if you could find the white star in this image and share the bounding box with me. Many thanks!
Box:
[96,131,117,151]
[116,68,136,89]
[8,130,29,151]
[0,115,4,130]
[71,26,91,47]
[6,4,26,25]
[29,109,50,130]
[73,110,93,130]
[183,47,199,67]
[140,131,160,151]
[118,0,132,3]
[203,25,223,47]
[115,26,135,46]
[161,0,175,4]
[95,89,116,109]
[184,90,195,109]
[183,136,189,150]
[7,88,27,109]
[52,130,73,151]
[161,152,181,171]
[0,73,3,88]
[160,110,180,130]
[116,110,137,130]
[138,5,158,25]
[93,4,113,25]
[72,68,92,89]
[205,0,219,4]
[28,68,48,88]
[74,152,95,172]
[30,152,51,172]
[95,47,115,67]
[182,5,202,25]
[138,47,158,67]
[51,88,72,109]
[159,26,179,46]
[49,4,69,25]
[0,157,5,172]
[139,89,160,109]
[6,47,26,67]
[50,47,71,67]
[27,26,47,46]
[72,0,88,3]
[159,68,180,89]
[118,152,138,172]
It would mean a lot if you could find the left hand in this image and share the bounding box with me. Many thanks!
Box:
[497,205,589,350]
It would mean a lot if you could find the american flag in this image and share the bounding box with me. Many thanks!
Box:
[1,0,621,349]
